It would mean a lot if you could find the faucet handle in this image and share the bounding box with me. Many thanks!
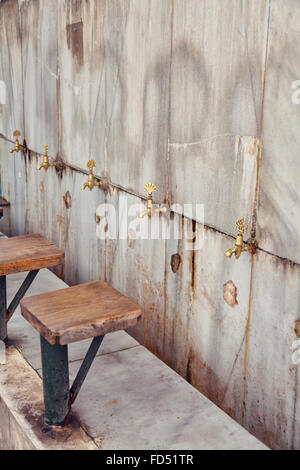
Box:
[10,130,22,153]
[44,144,49,156]
[87,159,96,172]
[235,217,248,234]
[144,182,156,197]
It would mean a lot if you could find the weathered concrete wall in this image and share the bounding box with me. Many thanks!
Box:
[0,0,299,449]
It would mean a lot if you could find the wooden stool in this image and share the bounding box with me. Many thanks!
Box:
[20,280,141,426]
[0,234,64,341]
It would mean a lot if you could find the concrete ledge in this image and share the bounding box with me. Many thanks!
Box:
[0,346,97,450]
[0,267,268,450]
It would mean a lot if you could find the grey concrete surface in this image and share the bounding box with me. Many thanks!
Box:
[66,346,268,450]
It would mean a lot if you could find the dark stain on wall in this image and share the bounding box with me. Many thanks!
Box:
[171,253,181,273]
[66,21,84,67]
[63,190,72,209]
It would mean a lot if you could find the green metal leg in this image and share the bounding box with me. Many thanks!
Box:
[6,269,39,322]
[0,276,7,341]
[70,335,104,404]
[40,336,70,426]
[0,270,39,341]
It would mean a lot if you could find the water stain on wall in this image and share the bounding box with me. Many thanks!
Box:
[66,21,84,67]
[295,320,300,338]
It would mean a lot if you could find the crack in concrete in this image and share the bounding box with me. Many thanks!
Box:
[168,133,238,149]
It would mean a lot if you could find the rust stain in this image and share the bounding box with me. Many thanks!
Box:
[186,350,193,383]
[103,399,118,408]
[56,57,61,146]
[251,139,263,238]
[190,250,196,290]
[66,21,84,67]
[190,220,197,290]
[295,320,300,338]
[272,252,299,271]
[127,228,136,249]
[39,182,44,192]
[223,280,238,307]
[56,215,64,225]
[63,190,72,209]
[241,252,256,424]
[183,348,235,419]
[55,155,65,178]
[170,253,181,273]
[99,176,112,195]
[245,412,287,451]
[124,251,165,359]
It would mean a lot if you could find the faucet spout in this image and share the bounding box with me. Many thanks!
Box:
[139,209,149,219]
[81,180,101,191]
[225,244,249,259]
[225,246,237,258]
[80,182,89,191]
[10,145,19,153]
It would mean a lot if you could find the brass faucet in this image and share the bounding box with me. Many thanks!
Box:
[10,130,24,153]
[225,217,250,259]
[37,145,56,171]
[139,182,168,219]
[81,160,102,191]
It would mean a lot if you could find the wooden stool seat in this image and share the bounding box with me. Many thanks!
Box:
[0,234,64,341]
[0,234,64,275]
[20,281,142,345]
[20,280,141,425]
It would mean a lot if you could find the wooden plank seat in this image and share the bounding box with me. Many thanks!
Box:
[0,234,64,341]
[20,281,142,426]
[20,281,142,345]
[0,234,64,275]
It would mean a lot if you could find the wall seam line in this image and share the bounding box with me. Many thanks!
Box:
[241,0,272,427]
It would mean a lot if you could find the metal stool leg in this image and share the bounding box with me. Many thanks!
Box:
[69,335,104,404]
[0,276,7,341]
[0,270,39,341]
[40,336,70,425]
